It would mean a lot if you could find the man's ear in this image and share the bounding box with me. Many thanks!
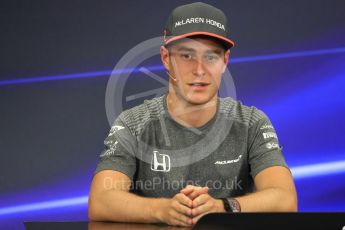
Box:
[222,49,230,73]
[160,45,170,71]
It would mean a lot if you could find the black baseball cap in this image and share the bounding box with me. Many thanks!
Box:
[164,2,235,49]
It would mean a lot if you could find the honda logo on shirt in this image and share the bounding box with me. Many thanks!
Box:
[151,151,171,172]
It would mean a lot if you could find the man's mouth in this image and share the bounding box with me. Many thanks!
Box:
[188,82,210,90]
[188,82,210,86]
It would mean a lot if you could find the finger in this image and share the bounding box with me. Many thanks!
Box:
[170,210,193,226]
[202,186,209,193]
[192,193,209,208]
[191,201,212,216]
[187,190,201,200]
[172,199,192,216]
[182,186,208,199]
[180,187,194,196]
[174,219,192,227]
[169,217,191,227]
[192,212,208,225]
[180,185,195,195]
[188,187,209,200]
[175,193,193,208]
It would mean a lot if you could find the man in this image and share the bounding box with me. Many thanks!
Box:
[88,2,297,227]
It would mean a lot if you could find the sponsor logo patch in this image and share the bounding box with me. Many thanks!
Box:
[109,125,125,136]
[151,151,171,172]
[266,142,279,149]
[263,132,277,139]
[260,124,274,130]
[100,141,119,157]
[215,155,242,165]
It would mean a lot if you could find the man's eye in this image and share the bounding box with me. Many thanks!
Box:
[181,53,193,60]
[205,54,219,62]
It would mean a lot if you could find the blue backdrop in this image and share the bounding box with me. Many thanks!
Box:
[1,0,345,229]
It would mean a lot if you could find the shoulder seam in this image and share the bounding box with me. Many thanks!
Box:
[219,97,268,127]
[119,96,165,136]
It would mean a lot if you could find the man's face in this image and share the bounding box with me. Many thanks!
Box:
[161,37,230,105]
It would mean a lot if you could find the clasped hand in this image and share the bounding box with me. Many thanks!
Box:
[162,185,224,226]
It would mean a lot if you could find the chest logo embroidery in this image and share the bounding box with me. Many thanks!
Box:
[151,151,171,172]
[215,155,242,165]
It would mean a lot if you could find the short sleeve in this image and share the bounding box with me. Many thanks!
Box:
[248,109,288,178]
[94,115,137,181]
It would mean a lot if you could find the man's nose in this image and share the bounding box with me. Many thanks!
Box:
[193,59,206,78]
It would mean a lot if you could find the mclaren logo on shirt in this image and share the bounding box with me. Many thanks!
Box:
[215,155,242,165]
[151,151,171,172]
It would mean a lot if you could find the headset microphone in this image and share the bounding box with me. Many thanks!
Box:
[166,71,177,82]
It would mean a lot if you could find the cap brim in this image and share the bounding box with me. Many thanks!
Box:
[164,31,235,48]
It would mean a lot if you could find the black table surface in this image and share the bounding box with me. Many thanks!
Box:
[24,212,345,230]
[25,222,191,230]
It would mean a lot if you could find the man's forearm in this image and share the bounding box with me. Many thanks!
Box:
[89,190,167,223]
[235,187,298,212]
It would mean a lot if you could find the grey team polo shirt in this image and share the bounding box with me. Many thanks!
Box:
[95,95,288,198]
